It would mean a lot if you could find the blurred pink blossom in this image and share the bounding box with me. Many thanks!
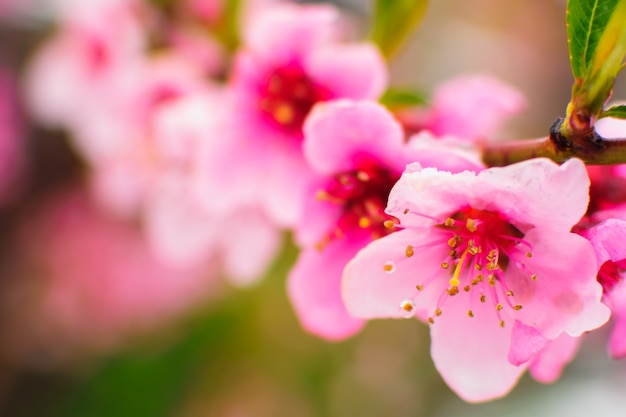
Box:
[6,190,215,360]
[399,74,526,141]
[343,158,609,402]
[205,3,387,228]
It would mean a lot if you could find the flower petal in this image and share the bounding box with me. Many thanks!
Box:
[289,237,366,340]
[303,100,405,175]
[305,43,386,101]
[342,228,449,320]
[529,332,582,383]
[430,294,526,403]
[509,229,610,339]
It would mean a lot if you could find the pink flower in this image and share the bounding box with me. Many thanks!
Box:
[143,91,281,284]
[5,190,215,361]
[288,100,484,340]
[342,158,609,402]
[400,74,526,140]
[582,218,626,359]
[210,3,387,227]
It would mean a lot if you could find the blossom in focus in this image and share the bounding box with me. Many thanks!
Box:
[205,3,387,227]
[399,74,526,140]
[342,157,609,402]
[288,99,484,340]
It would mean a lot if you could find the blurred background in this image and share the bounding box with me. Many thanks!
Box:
[2,0,626,416]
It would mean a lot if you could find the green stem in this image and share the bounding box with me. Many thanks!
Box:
[482,118,626,167]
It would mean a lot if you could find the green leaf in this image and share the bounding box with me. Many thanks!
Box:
[567,0,620,79]
[600,104,626,118]
[371,0,429,59]
[563,0,626,136]
[380,87,428,109]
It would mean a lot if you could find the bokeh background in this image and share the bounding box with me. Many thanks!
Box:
[2,0,626,416]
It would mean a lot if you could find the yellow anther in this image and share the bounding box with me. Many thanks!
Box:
[428,317,435,324]
[448,237,458,248]
[487,262,499,271]
[383,262,394,272]
[403,208,409,214]
[356,171,370,182]
[400,300,415,313]
[444,218,455,227]
[500,320,506,328]
[405,245,414,258]
[435,308,442,317]
[496,303,503,311]
[358,217,371,228]
[383,220,396,229]
[464,285,471,292]
[447,286,459,296]
[416,284,424,291]
[531,274,537,281]
[513,305,523,311]
[468,310,474,318]
[449,249,457,257]
[474,264,483,271]
[480,294,487,303]
[526,252,533,258]
[441,262,450,269]
[466,218,478,232]
[488,274,496,286]
[273,103,294,124]
[506,290,514,297]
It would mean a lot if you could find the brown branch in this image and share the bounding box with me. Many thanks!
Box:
[481,118,626,167]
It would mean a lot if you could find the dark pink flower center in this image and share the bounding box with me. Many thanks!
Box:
[393,206,536,326]
[598,259,626,293]
[259,63,331,135]
[316,158,399,248]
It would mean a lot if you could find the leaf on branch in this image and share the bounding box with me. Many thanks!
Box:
[567,0,620,79]
[565,0,626,133]
[380,87,428,109]
[600,104,626,119]
[371,0,429,59]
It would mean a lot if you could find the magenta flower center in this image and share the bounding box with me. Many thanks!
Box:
[260,63,330,134]
[394,207,536,326]
[598,259,626,293]
[316,158,399,248]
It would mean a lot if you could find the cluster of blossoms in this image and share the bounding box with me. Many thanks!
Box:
[3,0,626,403]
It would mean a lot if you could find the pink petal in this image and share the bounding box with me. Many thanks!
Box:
[509,228,610,339]
[606,280,626,358]
[430,74,526,139]
[529,332,582,383]
[584,218,626,265]
[342,228,449,320]
[303,100,405,175]
[305,43,387,100]
[243,3,340,64]
[475,158,590,232]
[508,320,548,366]
[289,237,366,340]
[430,293,526,403]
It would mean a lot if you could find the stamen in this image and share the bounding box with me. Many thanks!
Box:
[405,245,414,258]
[399,299,416,318]
[383,261,396,273]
